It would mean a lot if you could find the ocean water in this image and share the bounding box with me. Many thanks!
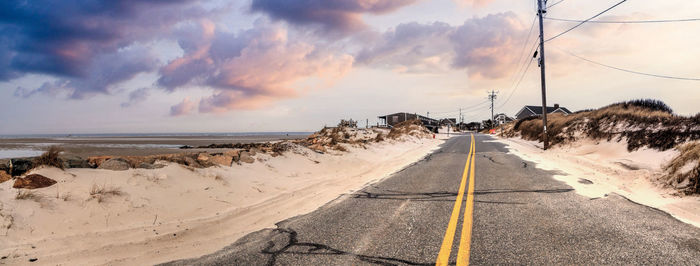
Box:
[0,132,312,159]
[0,132,311,139]
[0,149,44,159]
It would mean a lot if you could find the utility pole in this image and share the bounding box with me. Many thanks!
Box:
[459,108,462,131]
[488,90,498,129]
[537,0,549,150]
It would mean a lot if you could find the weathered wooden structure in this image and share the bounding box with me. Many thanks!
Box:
[378,112,439,133]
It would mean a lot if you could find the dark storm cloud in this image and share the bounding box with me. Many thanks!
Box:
[250,0,417,33]
[0,0,210,96]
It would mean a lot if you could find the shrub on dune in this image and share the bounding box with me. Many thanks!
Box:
[664,142,700,194]
[34,146,64,170]
[506,99,700,152]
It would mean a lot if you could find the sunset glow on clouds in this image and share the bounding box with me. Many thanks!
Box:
[1,0,699,133]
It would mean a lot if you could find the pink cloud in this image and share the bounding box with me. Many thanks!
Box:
[170,97,196,116]
[357,12,528,79]
[453,0,495,8]
[161,21,354,115]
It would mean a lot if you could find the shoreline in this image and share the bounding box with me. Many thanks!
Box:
[0,128,450,265]
[0,134,308,159]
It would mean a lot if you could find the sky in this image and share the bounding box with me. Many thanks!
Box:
[1,0,699,134]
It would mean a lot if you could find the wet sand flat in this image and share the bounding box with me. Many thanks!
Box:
[0,134,308,158]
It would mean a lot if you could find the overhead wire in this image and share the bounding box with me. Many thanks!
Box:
[545,17,700,24]
[555,47,700,81]
[545,0,627,42]
[428,100,491,117]
[498,37,540,109]
[546,0,566,9]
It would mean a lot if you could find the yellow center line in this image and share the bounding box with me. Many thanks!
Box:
[457,134,476,266]
[435,134,475,266]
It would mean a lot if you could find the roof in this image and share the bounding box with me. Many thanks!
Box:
[521,105,572,115]
[378,112,438,122]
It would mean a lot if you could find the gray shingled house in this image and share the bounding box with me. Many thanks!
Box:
[514,104,572,120]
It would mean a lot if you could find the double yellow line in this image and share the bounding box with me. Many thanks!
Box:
[436,134,476,266]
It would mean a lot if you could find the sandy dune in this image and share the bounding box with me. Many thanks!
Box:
[493,137,700,228]
[0,135,448,265]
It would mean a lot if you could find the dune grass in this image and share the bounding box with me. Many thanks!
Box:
[89,184,123,203]
[664,142,700,194]
[34,146,65,170]
[509,99,700,152]
[15,190,42,201]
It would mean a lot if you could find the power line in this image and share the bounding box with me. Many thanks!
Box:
[497,15,539,111]
[498,54,537,109]
[555,47,700,81]
[545,17,700,24]
[506,16,538,91]
[430,100,490,116]
[545,0,627,42]
[546,0,566,9]
[498,39,540,109]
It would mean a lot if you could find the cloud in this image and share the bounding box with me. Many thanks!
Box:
[357,12,527,78]
[161,21,354,114]
[250,0,417,33]
[170,97,196,116]
[121,87,151,108]
[356,22,454,73]
[453,0,495,8]
[0,0,214,96]
[14,47,159,99]
[450,12,527,79]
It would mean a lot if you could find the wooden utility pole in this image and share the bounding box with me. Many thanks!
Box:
[537,0,549,150]
[488,90,498,129]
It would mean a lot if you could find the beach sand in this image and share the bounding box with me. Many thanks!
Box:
[492,137,700,228]
[0,133,450,265]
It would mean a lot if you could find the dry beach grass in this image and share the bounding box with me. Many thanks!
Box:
[502,99,700,194]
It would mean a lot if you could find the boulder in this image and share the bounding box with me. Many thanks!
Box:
[210,155,233,166]
[196,153,214,167]
[239,151,255,164]
[0,171,11,183]
[224,149,241,157]
[248,149,257,156]
[183,157,202,168]
[61,155,92,169]
[88,156,112,168]
[98,158,130,171]
[197,153,210,163]
[0,159,10,174]
[13,174,57,189]
[10,158,34,177]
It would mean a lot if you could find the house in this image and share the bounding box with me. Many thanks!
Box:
[378,112,439,133]
[439,118,457,127]
[465,122,481,131]
[515,104,572,120]
[494,113,514,125]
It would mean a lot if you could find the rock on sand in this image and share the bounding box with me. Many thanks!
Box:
[13,174,57,189]
[98,158,130,171]
[0,171,11,183]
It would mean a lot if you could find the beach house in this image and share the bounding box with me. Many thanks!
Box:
[514,104,572,120]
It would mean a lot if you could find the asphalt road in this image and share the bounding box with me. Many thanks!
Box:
[165,134,700,265]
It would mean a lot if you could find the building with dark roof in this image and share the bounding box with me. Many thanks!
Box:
[378,112,439,132]
[515,104,572,120]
